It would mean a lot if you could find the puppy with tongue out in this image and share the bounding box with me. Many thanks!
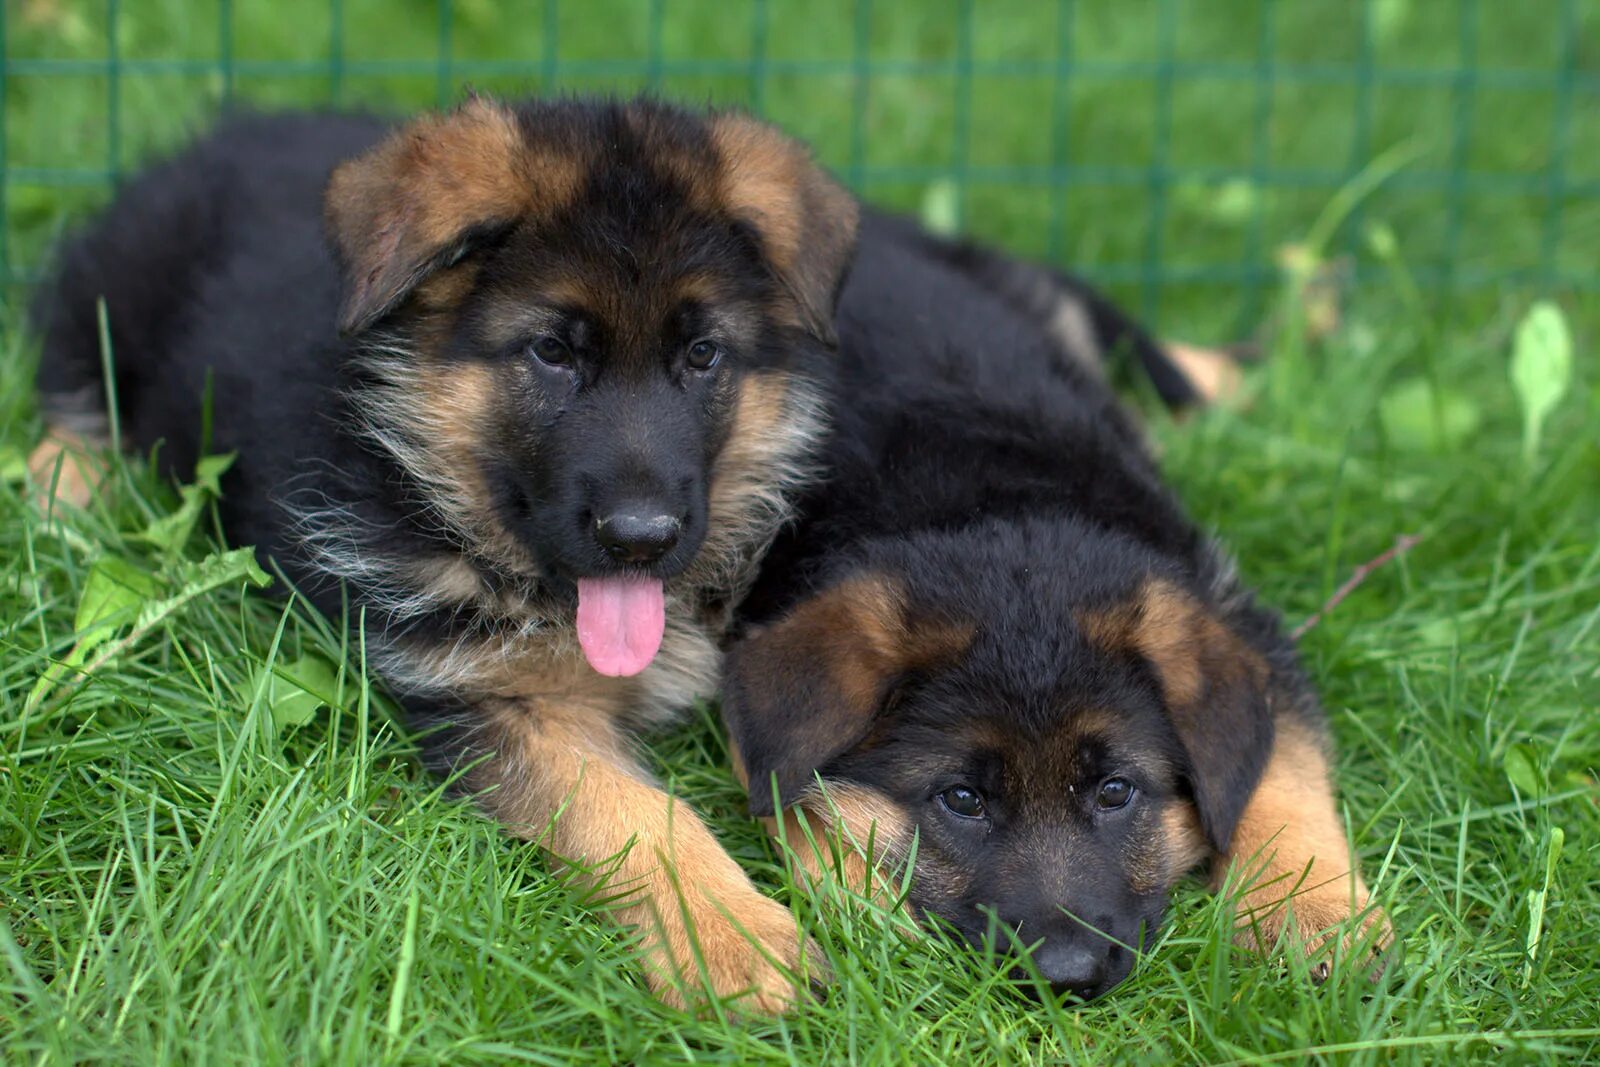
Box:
[31,97,858,1014]
[317,98,859,1015]
[330,98,863,1016]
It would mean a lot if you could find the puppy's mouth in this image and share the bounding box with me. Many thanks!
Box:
[493,472,687,677]
[573,575,665,678]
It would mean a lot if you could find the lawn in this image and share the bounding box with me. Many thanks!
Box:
[2,2,1598,1064]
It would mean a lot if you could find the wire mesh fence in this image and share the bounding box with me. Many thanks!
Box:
[3,0,1596,337]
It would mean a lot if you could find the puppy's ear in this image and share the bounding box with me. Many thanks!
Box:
[1081,579,1275,853]
[724,574,971,816]
[710,113,858,346]
[324,97,577,336]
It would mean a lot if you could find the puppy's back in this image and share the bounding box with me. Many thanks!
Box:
[30,114,401,558]
[739,217,1194,626]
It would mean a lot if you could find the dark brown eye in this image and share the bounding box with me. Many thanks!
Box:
[1096,777,1134,810]
[686,339,722,370]
[938,785,986,819]
[528,334,571,367]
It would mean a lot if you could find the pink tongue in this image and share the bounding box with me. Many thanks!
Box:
[575,577,666,677]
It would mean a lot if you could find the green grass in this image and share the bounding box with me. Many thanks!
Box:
[3,2,1599,1064]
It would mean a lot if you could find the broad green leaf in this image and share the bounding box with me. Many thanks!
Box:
[139,451,236,553]
[259,655,345,731]
[28,557,162,711]
[1378,377,1482,452]
[74,555,160,633]
[1503,743,1543,798]
[28,548,270,712]
[920,179,961,237]
[1510,301,1573,466]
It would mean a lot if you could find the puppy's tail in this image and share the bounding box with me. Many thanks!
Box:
[886,218,1205,408]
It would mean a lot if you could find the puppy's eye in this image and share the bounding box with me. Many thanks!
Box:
[1095,777,1135,810]
[528,335,572,367]
[686,339,723,370]
[938,785,986,819]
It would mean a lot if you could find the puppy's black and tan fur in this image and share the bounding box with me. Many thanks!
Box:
[31,96,857,1012]
[724,222,1389,999]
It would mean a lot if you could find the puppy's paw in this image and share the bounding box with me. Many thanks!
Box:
[1234,878,1393,983]
[643,882,815,1016]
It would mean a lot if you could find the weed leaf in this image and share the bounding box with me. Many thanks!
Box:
[1510,301,1573,466]
[28,556,163,711]
[74,555,160,633]
[259,654,345,732]
[1502,742,1544,798]
[138,451,236,554]
[28,547,270,712]
[1523,826,1566,986]
[1378,377,1482,452]
[920,179,960,237]
[0,444,28,484]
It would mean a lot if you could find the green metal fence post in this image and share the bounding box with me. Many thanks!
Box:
[1046,0,1076,264]
[1242,0,1277,331]
[1442,0,1482,300]
[437,0,455,107]
[950,0,974,234]
[1345,0,1376,262]
[329,0,346,104]
[749,0,769,116]
[0,1,8,291]
[220,0,235,103]
[1540,0,1580,286]
[849,0,872,191]
[1139,0,1179,321]
[106,0,121,181]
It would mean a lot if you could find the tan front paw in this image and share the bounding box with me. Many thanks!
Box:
[27,429,106,511]
[1234,875,1393,982]
[642,884,812,1016]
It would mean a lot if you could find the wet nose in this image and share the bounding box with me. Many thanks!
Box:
[1031,940,1108,1001]
[594,509,681,564]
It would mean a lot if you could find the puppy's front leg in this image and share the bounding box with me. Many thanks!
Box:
[445,699,808,1014]
[1219,716,1392,977]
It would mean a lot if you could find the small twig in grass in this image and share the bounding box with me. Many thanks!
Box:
[1291,534,1422,641]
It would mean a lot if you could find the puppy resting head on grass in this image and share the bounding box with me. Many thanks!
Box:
[724,519,1278,1000]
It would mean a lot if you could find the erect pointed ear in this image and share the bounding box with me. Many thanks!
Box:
[723,574,973,817]
[709,113,859,346]
[1080,578,1275,853]
[324,96,580,337]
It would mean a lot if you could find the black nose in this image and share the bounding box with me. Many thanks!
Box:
[595,510,681,564]
[1031,941,1108,1000]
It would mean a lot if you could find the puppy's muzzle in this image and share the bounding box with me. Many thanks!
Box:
[594,508,683,564]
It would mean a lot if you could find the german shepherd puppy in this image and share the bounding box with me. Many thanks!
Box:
[29,96,857,1012]
[723,219,1390,1000]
